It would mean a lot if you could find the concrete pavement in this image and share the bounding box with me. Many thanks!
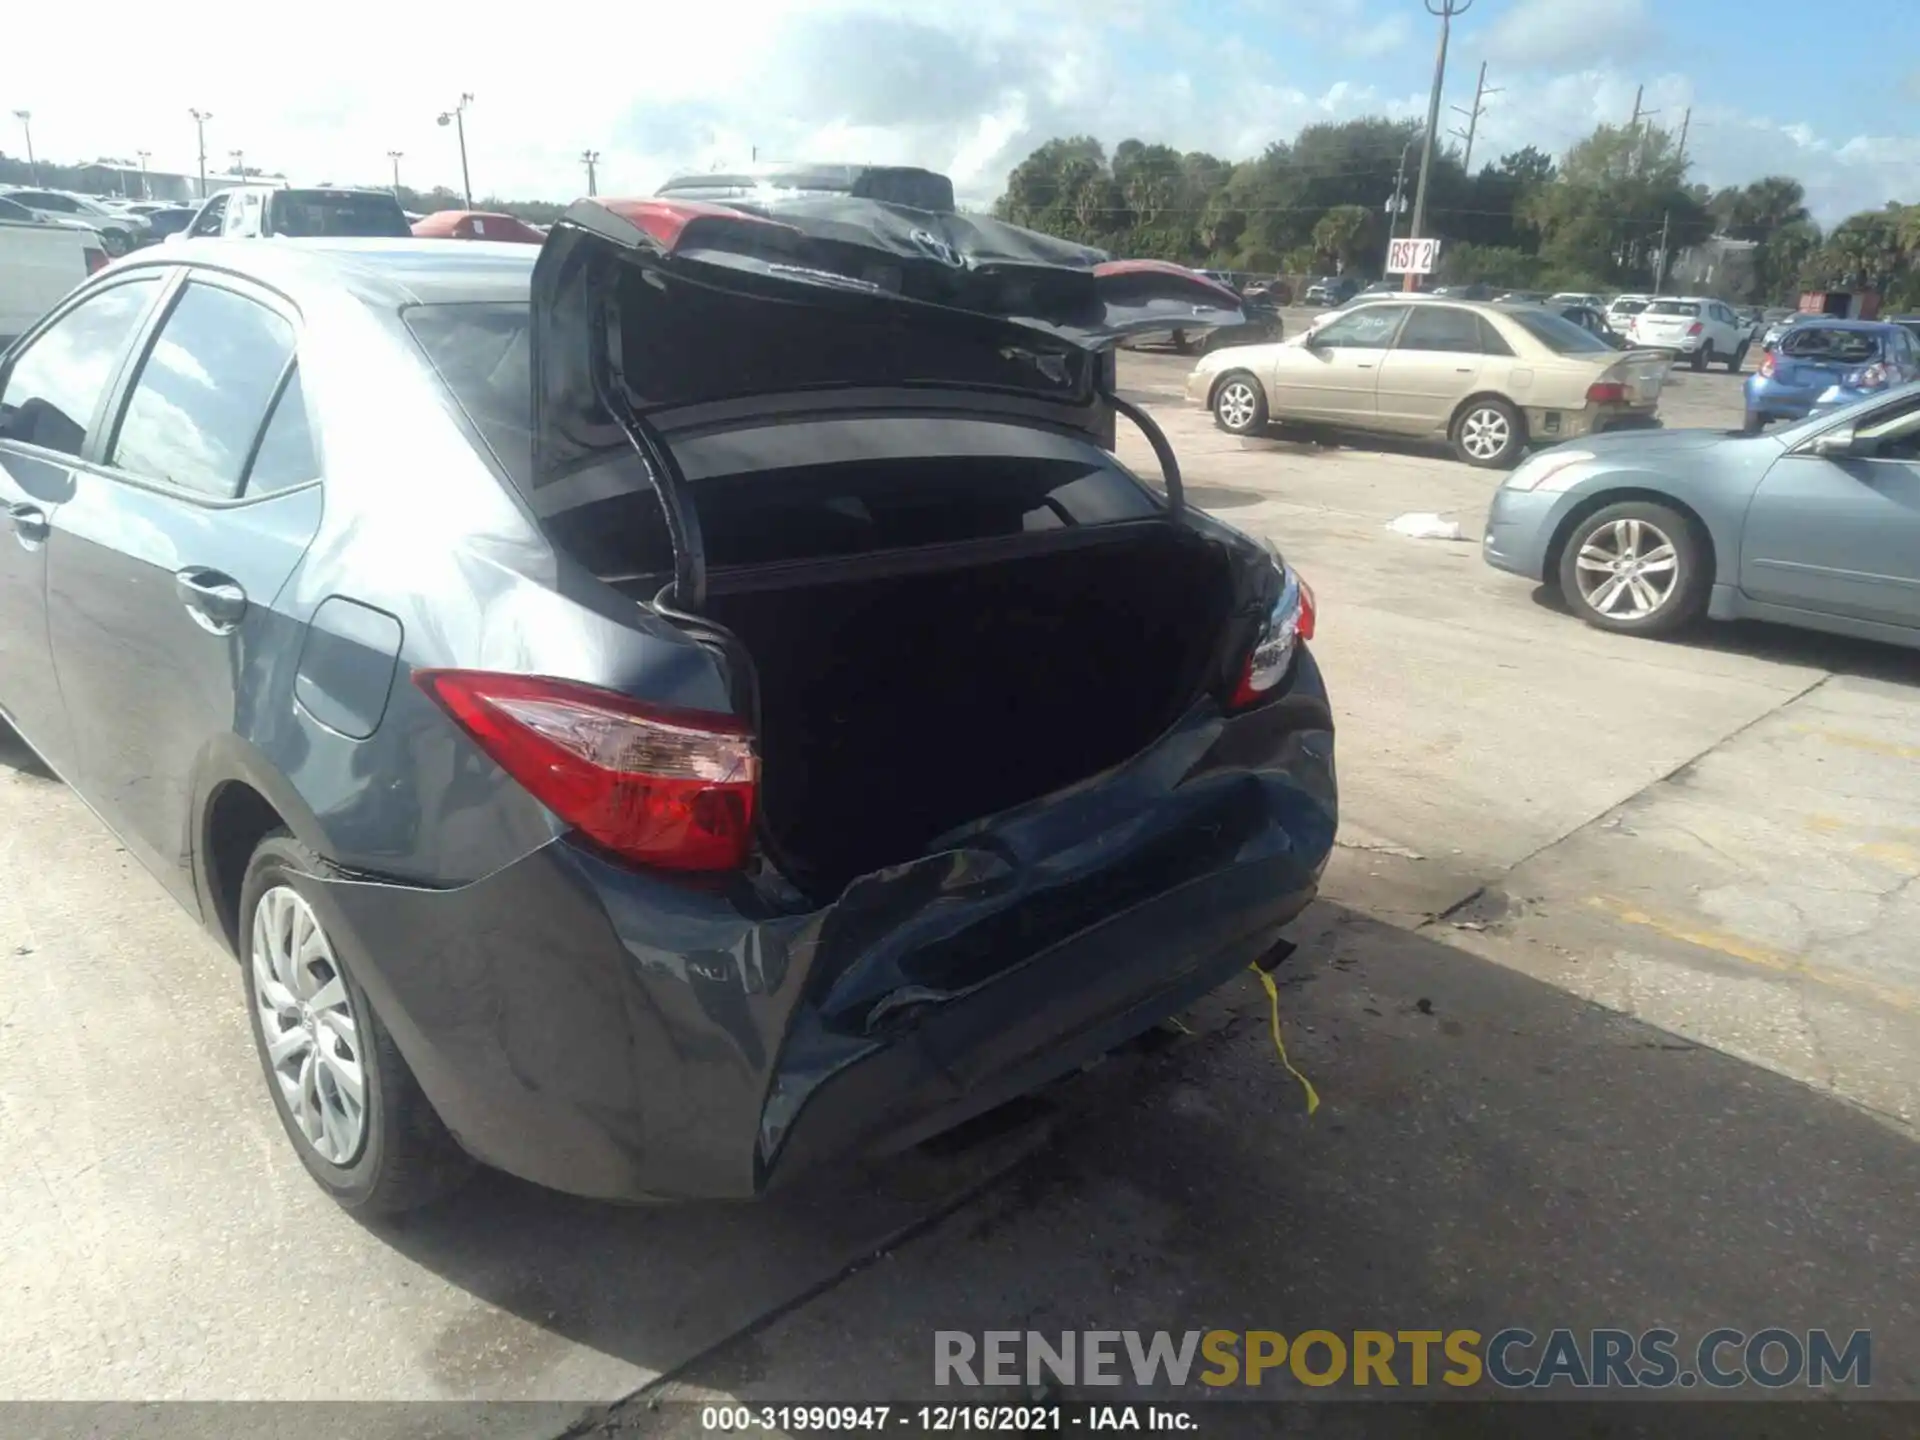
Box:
[2,350,1915,1428]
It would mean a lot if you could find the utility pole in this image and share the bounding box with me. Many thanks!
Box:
[1448,61,1501,176]
[189,109,212,198]
[387,150,404,196]
[581,149,600,197]
[1383,139,1413,277]
[437,94,474,209]
[1655,210,1671,294]
[1675,106,1693,168]
[136,149,150,199]
[1410,0,1472,249]
[11,111,35,184]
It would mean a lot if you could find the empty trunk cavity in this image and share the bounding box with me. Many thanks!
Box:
[704,528,1235,896]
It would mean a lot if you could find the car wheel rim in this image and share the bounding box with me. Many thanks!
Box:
[1461,407,1510,459]
[251,885,367,1166]
[1574,518,1680,620]
[1218,382,1258,430]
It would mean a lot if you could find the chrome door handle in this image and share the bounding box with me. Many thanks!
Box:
[174,567,248,630]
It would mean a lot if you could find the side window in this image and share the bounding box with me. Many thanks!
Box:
[1396,306,1482,354]
[1313,305,1407,349]
[243,368,320,495]
[0,278,161,457]
[108,282,296,498]
[1477,317,1516,356]
[188,196,227,237]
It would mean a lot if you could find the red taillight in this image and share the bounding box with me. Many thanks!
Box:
[83,247,108,275]
[1586,380,1627,404]
[414,670,757,872]
[593,197,797,255]
[1759,351,1777,378]
[1687,322,1704,336]
[1231,568,1315,710]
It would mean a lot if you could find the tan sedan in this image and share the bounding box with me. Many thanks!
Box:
[1185,298,1669,468]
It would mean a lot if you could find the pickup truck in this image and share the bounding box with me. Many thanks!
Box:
[0,200,106,350]
[176,185,413,240]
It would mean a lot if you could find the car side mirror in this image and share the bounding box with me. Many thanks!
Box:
[1810,425,1858,459]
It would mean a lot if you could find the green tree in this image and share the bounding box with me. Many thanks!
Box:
[1312,204,1375,271]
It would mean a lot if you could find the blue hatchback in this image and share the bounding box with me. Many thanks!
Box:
[1743,319,1920,430]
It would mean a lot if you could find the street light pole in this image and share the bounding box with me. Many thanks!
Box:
[230,149,245,179]
[581,150,600,196]
[12,111,35,185]
[1410,0,1472,247]
[136,150,151,199]
[1383,140,1413,278]
[437,94,474,209]
[189,108,212,198]
[387,150,404,196]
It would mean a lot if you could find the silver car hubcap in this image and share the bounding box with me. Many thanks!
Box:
[1461,407,1511,459]
[251,885,367,1165]
[1575,518,1680,620]
[1217,381,1259,430]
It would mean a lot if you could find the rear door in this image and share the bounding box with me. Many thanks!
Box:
[45,271,324,904]
[1739,395,1920,628]
[1374,305,1484,432]
[1271,303,1406,425]
[0,273,166,775]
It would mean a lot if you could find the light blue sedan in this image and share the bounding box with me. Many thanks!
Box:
[1483,385,1920,647]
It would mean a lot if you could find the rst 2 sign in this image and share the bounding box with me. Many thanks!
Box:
[1386,238,1441,275]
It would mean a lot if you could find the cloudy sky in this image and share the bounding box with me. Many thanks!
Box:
[7,0,1915,225]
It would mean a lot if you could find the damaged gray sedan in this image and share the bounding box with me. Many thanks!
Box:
[0,198,1337,1211]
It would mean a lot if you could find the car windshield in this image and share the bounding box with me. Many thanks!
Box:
[1505,307,1615,354]
[273,190,412,237]
[1644,301,1699,317]
[402,301,532,482]
[1780,328,1882,363]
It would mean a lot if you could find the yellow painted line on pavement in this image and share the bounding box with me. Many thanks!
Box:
[1791,727,1920,762]
[1587,895,1920,1016]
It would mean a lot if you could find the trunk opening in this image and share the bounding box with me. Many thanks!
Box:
[703,526,1235,896]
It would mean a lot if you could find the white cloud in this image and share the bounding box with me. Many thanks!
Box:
[0,0,1904,228]
[1480,0,1659,70]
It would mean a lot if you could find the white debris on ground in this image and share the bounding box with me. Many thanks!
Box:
[1387,512,1469,541]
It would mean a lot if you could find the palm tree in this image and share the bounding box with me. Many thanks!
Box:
[1312,204,1374,272]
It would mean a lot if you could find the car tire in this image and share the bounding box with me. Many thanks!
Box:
[1557,501,1709,638]
[1211,372,1268,435]
[1450,397,1525,468]
[1742,410,1766,434]
[1727,342,1748,373]
[1692,343,1711,372]
[240,832,473,1214]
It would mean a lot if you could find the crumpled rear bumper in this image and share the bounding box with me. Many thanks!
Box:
[303,654,1336,1201]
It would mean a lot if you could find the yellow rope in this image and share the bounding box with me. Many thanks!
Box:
[1250,963,1321,1115]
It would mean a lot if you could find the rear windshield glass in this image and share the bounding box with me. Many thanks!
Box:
[1611,299,1649,316]
[1504,307,1614,354]
[1644,301,1700,317]
[401,301,532,480]
[1781,328,1882,363]
[273,190,412,237]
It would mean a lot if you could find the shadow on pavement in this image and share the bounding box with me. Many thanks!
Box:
[364,902,1920,1428]
[1525,583,1920,687]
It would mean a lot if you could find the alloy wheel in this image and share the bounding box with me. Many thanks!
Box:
[250,885,367,1166]
[1460,406,1511,461]
[1216,380,1260,431]
[1574,517,1680,620]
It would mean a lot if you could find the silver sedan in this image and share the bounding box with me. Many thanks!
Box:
[1482,386,1920,647]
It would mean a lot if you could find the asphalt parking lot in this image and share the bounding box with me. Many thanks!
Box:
[3,345,1917,1431]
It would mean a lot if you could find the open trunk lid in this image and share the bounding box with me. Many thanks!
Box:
[527,196,1246,605]
[1604,349,1670,405]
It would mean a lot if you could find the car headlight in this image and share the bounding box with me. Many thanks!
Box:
[1502,449,1596,494]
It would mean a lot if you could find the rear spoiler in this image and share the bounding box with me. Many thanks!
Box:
[531,197,1242,609]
